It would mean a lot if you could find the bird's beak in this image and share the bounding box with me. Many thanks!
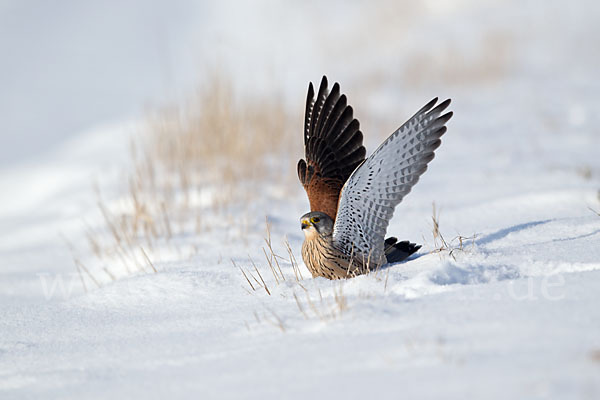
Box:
[301,219,310,229]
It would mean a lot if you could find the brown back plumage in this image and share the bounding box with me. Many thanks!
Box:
[297,76,366,220]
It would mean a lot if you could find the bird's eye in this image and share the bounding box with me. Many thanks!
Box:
[310,217,320,224]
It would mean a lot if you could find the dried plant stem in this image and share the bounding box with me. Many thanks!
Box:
[74,260,88,293]
[265,308,285,332]
[253,264,271,296]
[140,247,158,273]
[262,247,280,285]
[75,259,101,289]
[284,237,304,281]
[233,259,256,291]
[293,292,309,319]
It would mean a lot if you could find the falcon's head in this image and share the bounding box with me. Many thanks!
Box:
[300,211,334,237]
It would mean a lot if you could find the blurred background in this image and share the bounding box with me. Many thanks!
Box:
[1,0,598,167]
[1,3,599,396]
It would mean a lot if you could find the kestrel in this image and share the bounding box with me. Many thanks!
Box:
[298,76,452,279]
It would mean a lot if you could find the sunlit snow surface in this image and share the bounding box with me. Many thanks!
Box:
[1,0,600,398]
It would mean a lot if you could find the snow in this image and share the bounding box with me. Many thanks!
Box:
[2,0,600,398]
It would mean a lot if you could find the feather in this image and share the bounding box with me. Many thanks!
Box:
[297,77,367,219]
[333,98,452,265]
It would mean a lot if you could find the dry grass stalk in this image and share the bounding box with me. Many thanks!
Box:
[431,202,448,250]
[253,264,271,296]
[75,259,101,289]
[265,308,286,332]
[384,267,391,292]
[84,223,103,259]
[332,284,347,315]
[247,256,265,289]
[140,247,158,273]
[430,202,477,260]
[74,260,88,293]
[160,201,172,241]
[262,247,281,285]
[284,237,304,281]
[264,220,286,281]
[304,290,323,320]
[103,267,116,281]
[237,227,311,295]
[293,292,309,319]
[286,282,349,322]
[233,259,256,291]
[61,234,101,292]
[114,246,134,274]
[345,243,356,278]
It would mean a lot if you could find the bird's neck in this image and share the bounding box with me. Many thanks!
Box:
[303,230,332,244]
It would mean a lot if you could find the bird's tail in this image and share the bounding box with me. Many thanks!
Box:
[384,237,421,264]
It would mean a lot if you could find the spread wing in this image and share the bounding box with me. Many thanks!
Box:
[332,98,453,265]
[297,76,366,220]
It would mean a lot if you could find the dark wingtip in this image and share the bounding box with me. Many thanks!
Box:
[413,97,438,117]
[385,237,398,245]
[425,97,438,110]
[319,76,328,92]
[331,82,340,94]
[385,240,422,263]
[429,137,443,150]
[438,111,453,124]
[429,99,452,116]
[438,98,451,110]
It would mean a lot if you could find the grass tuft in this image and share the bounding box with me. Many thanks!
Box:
[77,73,298,287]
[430,202,477,260]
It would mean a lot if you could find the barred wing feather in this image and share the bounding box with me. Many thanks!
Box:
[332,98,452,265]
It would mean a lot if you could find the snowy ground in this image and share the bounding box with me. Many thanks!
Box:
[2,1,600,399]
